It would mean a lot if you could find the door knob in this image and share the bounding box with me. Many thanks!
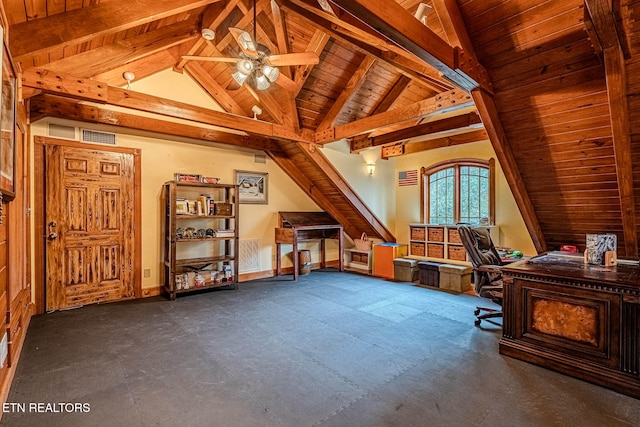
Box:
[47,232,58,240]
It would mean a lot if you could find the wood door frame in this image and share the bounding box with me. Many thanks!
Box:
[34,136,142,314]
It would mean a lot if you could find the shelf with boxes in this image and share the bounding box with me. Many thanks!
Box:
[344,248,372,274]
[408,224,467,261]
[163,181,239,300]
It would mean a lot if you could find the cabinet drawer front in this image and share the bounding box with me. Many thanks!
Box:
[411,242,425,256]
[427,243,444,258]
[428,227,445,242]
[411,227,426,240]
[448,228,462,244]
[448,245,467,261]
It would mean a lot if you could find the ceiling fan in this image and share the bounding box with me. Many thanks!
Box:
[182,0,319,91]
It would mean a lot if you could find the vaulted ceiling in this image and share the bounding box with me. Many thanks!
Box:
[6,0,640,258]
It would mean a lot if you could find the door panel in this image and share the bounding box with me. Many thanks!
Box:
[46,145,135,311]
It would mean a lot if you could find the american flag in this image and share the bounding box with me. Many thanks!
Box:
[398,170,418,186]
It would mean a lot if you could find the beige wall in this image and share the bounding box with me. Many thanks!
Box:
[31,119,325,290]
[321,141,397,235]
[394,140,537,255]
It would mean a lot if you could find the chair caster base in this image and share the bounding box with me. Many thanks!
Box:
[474,319,481,326]
[474,308,480,316]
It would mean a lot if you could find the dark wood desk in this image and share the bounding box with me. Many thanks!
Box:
[274,212,343,280]
[500,254,640,398]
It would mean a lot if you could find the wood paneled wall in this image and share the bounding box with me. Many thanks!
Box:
[460,0,623,253]
[0,3,34,409]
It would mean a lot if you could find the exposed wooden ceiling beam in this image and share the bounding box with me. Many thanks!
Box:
[293,29,330,92]
[584,0,621,50]
[329,0,491,92]
[22,68,312,143]
[271,0,293,79]
[472,91,546,252]
[380,129,488,159]
[267,142,394,241]
[30,94,282,153]
[267,148,366,239]
[37,20,200,77]
[184,62,247,116]
[352,112,482,151]
[372,75,412,114]
[315,89,473,144]
[432,0,546,253]
[9,0,219,65]
[94,50,181,87]
[585,0,638,257]
[316,56,376,132]
[174,0,240,71]
[298,141,395,242]
[350,75,412,148]
[431,0,476,56]
[282,0,452,93]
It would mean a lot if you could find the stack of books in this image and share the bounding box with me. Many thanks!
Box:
[214,229,235,238]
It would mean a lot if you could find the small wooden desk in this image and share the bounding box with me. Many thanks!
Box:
[274,212,344,280]
[500,254,640,398]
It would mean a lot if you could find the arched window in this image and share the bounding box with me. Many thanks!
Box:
[421,158,495,225]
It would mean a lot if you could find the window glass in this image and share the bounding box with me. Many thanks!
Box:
[423,160,493,225]
[429,168,454,224]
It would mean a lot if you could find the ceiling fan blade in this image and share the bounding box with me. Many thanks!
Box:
[274,73,300,92]
[228,27,259,58]
[266,52,320,66]
[181,56,240,63]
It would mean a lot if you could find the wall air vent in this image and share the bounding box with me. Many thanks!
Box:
[81,129,117,145]
[254,154,267,164]
[48,123,78,140]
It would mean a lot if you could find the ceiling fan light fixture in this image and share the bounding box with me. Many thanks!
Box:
[237,59,254,75]
[255,73,271,90]
[238,32,256,52]
[232,71,249,86]
[262,64,280,83]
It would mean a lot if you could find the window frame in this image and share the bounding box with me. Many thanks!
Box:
[420,158,495,225]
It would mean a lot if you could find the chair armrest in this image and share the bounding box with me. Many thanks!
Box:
[475,265,502,273]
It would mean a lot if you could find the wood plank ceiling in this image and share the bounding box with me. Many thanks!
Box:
[6,0,640,257]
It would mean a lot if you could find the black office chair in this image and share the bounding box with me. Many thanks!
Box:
[457,225,504,326]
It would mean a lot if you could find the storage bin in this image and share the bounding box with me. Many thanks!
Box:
[448,228,462,244]
[418,261,442,287]
[447,245,467,261]
[410,242,425,256]
[410,226,426,240]
[393,258,419,282]
[427,243,444,258]
[439,264,473,293]
[428,226,445,242]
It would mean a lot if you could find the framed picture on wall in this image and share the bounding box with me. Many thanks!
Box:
[0,33,16,201]
[235,170,268,204]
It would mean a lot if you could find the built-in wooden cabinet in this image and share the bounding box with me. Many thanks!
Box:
[162,181,239,300]
[344,248,372,274]
[409,224,467,261]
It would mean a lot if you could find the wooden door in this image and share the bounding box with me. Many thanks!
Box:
[45,145,135,311]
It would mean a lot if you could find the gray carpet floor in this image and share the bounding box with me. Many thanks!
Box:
[2,270,639,426]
